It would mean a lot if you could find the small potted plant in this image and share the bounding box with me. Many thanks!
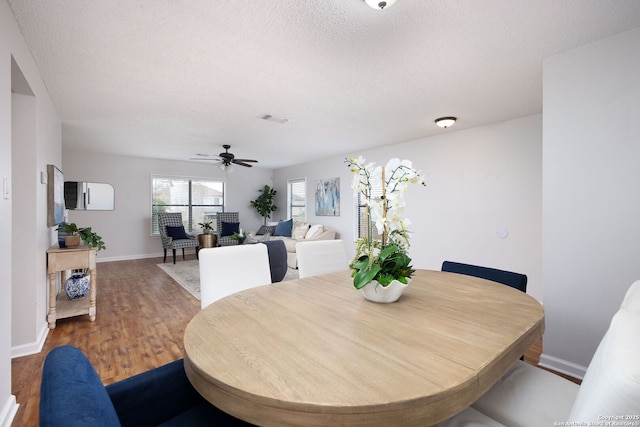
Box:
[78,226,106,252]
[198,221,214,234]
[57,222,106,251]
[58,222,81,248]
[231,229,246,244]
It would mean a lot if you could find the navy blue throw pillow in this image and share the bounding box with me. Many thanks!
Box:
[166,225,190,240]
[221,221,240,237]
[273,219,293,237]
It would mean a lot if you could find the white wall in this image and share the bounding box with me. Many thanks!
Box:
[1,0,63,423]
[0,6,14,420]
[9,60,61,360]
[11,92,38,353]
[274,115,543,302]
[541,28,640,378]
[62,150,274,261]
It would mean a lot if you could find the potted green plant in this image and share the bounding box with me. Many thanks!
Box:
[78,226,106,252]
[198,221,214,234]
[250,185,277,226]
[346,156,426,303]
[58,222,81,248]
[57,223,106,251]
[231,229,246,244]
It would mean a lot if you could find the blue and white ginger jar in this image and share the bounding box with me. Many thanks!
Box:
[64,274,90,300]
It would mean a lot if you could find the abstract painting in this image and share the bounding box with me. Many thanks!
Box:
[315,177,340,216]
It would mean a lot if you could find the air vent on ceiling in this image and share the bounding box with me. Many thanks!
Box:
[260,114,290,124]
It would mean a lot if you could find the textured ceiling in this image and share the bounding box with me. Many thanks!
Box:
[7,0,640,168]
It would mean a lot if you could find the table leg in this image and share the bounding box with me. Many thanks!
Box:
[89,268,97,321]
[48,272,57,329]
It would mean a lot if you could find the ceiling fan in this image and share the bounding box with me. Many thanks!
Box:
[190,144,258,170]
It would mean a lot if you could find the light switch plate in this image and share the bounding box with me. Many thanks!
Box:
[3,177,10,199]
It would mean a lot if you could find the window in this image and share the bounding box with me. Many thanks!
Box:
[151,176,224,235]
[288,178,306,222]
[356,176,383,240]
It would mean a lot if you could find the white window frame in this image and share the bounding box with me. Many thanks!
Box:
[288,178,306,222]
[151,175,225,235]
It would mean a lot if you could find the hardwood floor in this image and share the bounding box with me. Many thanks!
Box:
[10,257,556,426]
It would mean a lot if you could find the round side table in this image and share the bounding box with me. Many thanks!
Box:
[197,233,217,252]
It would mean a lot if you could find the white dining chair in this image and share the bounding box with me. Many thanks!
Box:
[199,244,272,309]
[467,282,640,426]
[296,239,349,279]
[435,406,508,426]
[620,279,640,310]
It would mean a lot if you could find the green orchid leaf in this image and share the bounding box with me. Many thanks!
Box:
[351,255,370,270]
[378,245,398,262]
[353,264,381,289]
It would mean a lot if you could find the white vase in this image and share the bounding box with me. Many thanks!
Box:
[360,279,409,303]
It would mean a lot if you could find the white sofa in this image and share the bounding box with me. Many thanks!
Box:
[271,221,337,269]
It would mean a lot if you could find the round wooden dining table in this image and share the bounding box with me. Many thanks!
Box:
[183,269,544,426]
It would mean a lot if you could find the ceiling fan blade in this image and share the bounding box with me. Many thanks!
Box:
[233,160,254,167]
[233,158,258,163]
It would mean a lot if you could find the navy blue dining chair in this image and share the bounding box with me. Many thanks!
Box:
[441,260,527,293]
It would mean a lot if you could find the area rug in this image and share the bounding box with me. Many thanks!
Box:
[157,260,299,301]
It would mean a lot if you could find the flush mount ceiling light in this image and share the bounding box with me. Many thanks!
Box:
[435,117,457,128]
[364,0,397,10]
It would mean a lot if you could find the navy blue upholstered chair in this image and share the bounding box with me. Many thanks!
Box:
[441,261,527,293]
[158,212,199,264]
[40,345,252,427]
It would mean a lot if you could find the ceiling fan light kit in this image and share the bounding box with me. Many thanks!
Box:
[364,0,397,10]
[435,117,457,128]
[219,163,234,173]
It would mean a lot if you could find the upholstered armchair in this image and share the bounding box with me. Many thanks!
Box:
[158,212,199,264]
[40,345,253,426]
[216,212,240,246]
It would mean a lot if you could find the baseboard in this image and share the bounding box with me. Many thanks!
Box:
[539,352,587,380]
[0,395,18,427]
[11,321,49,359]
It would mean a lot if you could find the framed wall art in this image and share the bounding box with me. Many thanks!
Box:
[47,164,65,227]
[315,177,340,216]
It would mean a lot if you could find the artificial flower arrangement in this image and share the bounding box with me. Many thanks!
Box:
[346,156,426,290]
